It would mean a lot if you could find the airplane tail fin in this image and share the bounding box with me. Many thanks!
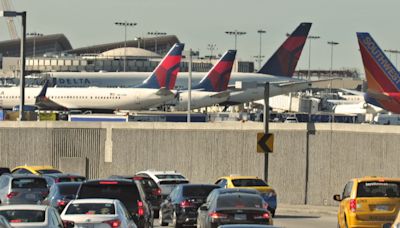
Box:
[193,50,236,92]
[258,22,312,77]
[140,43,185,89]
[357,32,400,93]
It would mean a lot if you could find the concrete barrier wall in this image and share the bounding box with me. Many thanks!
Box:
[0,121,399,206]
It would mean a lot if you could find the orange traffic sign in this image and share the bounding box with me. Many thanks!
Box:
[257,133,274,153]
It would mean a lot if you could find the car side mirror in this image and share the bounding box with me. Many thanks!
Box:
[333,194,342,201]
[199,205,208,211]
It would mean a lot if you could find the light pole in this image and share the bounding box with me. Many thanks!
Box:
[307,35,320,80]
[327,41,339,77]
[207,44,217,61]
[257,29,266,70]
[115,21,137,72]
[253,55,265,71]
[225,30,246,50]
[384,49,400,69]
[147,31,167,54]
[27,32,43,57]
[1,11,26,121]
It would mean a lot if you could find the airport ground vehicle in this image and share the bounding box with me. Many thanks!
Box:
[11,166,62,175]
[159,184,220,227]
[197,188,272,228]
[215,176,277,217]
[61,198,137,228]
[0,204,63,227]
[0,174,49,205]
[42,182,82,213]
[109,174,162,216]
[136,170,189,200]
[76,179,153,228]
[43,173,86,187]
[334,176,400,228]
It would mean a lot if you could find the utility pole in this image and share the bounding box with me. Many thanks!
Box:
[257,29,266,70]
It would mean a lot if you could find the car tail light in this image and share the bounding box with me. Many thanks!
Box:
[99,181,118,185]
[41,190,49,197]
[62,220,75,227]
[253,213,270,219]
[152,188,161,196]
[350,199,357,212]
[55,178,60,183]
[57,199,67,207]
[10,219,22,223]
[133,176,143,180]
[138,200,144,216]
[180,200,194,208]
[103,219,121,228]
[209,212,228,219]
[6,192,18,199]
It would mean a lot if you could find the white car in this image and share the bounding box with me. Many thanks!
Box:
[0,204,63,227]
[136,170,189,199]
[61,198,136,228]
[0,215,11,228]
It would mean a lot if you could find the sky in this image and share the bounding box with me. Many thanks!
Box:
[3,0,400,75]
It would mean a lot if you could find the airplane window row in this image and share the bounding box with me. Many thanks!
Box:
[0,96,122,99]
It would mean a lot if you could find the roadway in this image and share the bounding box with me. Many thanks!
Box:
[153,211,338,228]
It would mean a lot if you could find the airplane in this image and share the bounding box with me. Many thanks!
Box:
[173,50,236,111]
[357,32,400,114]
[26,22,318,106]
[0,43,185,111]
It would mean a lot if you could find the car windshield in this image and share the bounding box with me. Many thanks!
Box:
[12,178,47,189]
[0,210,45,222]
[183,186,219,197]
[37,170,62,175]
[155,174,186,180]
[231,179,268,187]
[357,181,400,197]
[66,203,115,215]
[59,184,81,195]
[217,194,263,208]
[78,182,140,212]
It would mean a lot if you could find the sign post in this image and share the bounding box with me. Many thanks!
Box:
[263,82,270,182]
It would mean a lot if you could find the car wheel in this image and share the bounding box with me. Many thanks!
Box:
[172,211,181,228]
[159,210,168,226]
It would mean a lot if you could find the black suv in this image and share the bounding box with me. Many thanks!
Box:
[76,179,153,228]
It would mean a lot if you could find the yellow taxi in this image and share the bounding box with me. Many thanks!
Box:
[334,176,400,228]
[215,175,277,216]
[11,165,62,175]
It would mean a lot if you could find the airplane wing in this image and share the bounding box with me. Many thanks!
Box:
[209,91,230,98]
[276,78,342,88]
[155,87,174,96]
[35,81,67,110]
[339,88,365,96]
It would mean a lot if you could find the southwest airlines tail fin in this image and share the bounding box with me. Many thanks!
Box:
[139,43,185,89]
[193,50,236,92]
[357,32,400,113]
[357,33,400,93]
[258,22,312,77]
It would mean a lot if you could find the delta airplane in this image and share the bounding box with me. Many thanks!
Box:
[173,50,236,111]
[35,22,318,106]
[0,43,185,111]
[357,32,400,114]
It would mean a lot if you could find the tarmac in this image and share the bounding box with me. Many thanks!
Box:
[278,204,338,216]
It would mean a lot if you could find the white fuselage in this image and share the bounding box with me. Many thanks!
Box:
[173,90,229,111]
[0,87,175,110]
[30,72,309,105]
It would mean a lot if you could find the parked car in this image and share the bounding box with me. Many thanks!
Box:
[0,174,49,205]
[215,176,277,216]
[76,179,153,228]
[197,188,272,228]
[0,215,12,228]
[159,184,220,227]
[334,176,400,228]
[0,205,63,227]
[61,198,137,228]
[109,174,162,217]
[42,182,82,213]
[11,166,62,175]
[43,173,86,187]
[136,170,189,200]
